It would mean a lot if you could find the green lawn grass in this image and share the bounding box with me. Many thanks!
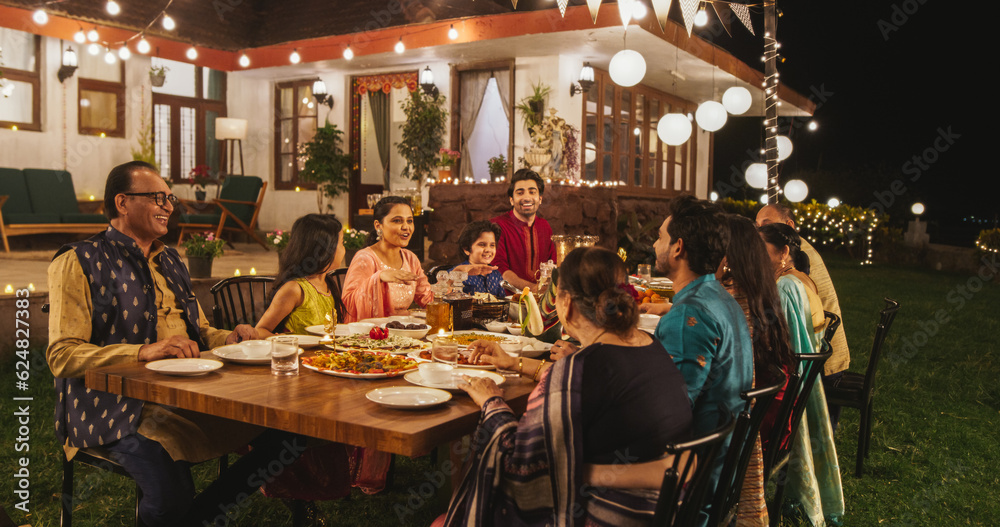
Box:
[3,253,998,525]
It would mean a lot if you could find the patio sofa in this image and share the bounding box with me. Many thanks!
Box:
[0,168,107,252]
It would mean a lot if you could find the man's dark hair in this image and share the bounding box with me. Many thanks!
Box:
[665,194,729,276]
[104,161,159,220]
[506,168,545,198]
[458,220,501,256]
[765,203,796,226]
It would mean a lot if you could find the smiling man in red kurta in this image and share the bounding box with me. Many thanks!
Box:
[490,169,556,293]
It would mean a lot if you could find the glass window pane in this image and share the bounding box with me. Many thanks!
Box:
[0,29,36,71]
[154,104,171,176]
[180,107,196,180]
[203,68,226,100]
[674,162,683,190]
[151,57,196,97]
[298,118,317,145]
[280,154,294,183]
[78,52,121,82]
[205,110,220,175]
[298,86,316,116]
[280,120,293,153]
[619,155,628,184]
[80,89,119,132]
[602,154,612,183]
[0,79,33,123]
[279,88,294,119]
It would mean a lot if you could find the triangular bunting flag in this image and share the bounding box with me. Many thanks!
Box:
[731,2,754,35]
[651,0,673,32]
[511,0,518,9]
[679,0,700,36]
[618,0,633,28]
[557,0,568,17]
[587,0,602,23]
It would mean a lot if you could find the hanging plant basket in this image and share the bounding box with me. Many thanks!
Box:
[150,73,166,87]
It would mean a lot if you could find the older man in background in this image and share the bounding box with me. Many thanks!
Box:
[757,203,850,428]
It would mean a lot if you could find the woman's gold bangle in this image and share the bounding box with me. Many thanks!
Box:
[518,357,524,375]
[532,359,547,381]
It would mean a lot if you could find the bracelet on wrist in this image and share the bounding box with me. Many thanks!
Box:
[532,359,547,381]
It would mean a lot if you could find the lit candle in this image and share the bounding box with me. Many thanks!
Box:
[27,283,35,292]
[89,195,96,201]
[250,268,257,275]
[4,285,12,294]
[234,269,241,276]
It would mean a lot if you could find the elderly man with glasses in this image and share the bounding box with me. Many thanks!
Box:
[46,161,302,526]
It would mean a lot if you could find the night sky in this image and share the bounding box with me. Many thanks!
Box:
[707,0,986,245]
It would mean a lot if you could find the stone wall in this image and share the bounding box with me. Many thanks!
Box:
[425,183,628,267]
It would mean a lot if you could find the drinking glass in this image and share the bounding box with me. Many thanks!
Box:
[431,336,458,366]
[426,300,453,335]
[271,336,299,376]
[638,264,652,282]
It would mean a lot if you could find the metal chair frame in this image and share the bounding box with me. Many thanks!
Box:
[210,275,275,330]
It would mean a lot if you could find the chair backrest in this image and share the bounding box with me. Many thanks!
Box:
[652,413,736,527]
[709,370,787,526]
[210,275,275,330]
[326,267,348,321]
[863,298,900,398]
[23,169,81,215]
[218,176,263,223]
[0,168,33,216]
[822,310,841,348]
[762,345,832,479]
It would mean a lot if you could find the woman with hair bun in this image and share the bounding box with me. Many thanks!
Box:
[439,247,693,526]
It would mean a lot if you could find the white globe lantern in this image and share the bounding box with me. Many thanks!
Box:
[722,86,752,115]
[784,179,809,202]
[709,191,719,202]
[760,193,769,204]
[657,114,692,146]
[911,202,925,215]
[608,50,646,87]
[695,101,727,132]
[827,198,841,208]
[776,135,793,161]
[745,163,768,189]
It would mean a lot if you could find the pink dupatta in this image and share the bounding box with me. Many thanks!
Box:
[341,246,432,322]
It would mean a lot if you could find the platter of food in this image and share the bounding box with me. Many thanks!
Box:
[302,350,420,378]
[449,330,512,348]
[409,349,496,369]
[330,334,431,355]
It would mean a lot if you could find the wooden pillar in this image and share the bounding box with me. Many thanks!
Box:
[764,0,780,202]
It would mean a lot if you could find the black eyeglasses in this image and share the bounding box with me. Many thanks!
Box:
[122,192,180,207]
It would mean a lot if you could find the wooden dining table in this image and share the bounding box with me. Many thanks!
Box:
[84,351,536,458]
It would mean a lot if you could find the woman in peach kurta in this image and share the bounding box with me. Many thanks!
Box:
[342,196,432,323]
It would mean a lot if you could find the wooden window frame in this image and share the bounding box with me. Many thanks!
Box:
[449,59,516,182]
[273,79,319,191]
[78,61,126,137]
[0,34,42,132]
[582,68,698,197]
[152,66,228,183]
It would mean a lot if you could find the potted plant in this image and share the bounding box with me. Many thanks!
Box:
[515,80,551,131]
[182,232,225,278]
[397,90,448,190]
[266,229,289,253]
[149,65,168,87]
[343,228,369,266]
[298,122,352,213]
[487,154,511,181]
[189,165,213,201]
[436,148,460,182]
[131,98,158,170]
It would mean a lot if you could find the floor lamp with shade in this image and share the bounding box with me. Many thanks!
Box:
[216,118,248,193]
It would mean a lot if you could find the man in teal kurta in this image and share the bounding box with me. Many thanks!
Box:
[651,196,753,524]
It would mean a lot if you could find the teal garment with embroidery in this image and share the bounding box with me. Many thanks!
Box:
[777,274,845,526]
[654,273,753,525]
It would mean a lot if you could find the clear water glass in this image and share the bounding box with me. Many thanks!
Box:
[271,336,299,376]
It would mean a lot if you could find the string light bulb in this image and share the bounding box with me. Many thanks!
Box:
[238,54,250,67]
[32,9,48,25]
[117,46,131,60]
[343,46,354,60]
[104,49,116,64]
[694,6,708,26]
[136,37,151,54]
[448,24,458,40]
[162,14,176,30]
[87,29,100,42]
[87,43,101,55]
[289,49,301,64]
[74,30,86,44]
[186,47,198,60]
[394,38,405,54]
[106,1,121,15]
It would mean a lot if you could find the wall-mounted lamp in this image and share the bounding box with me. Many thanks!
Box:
[312,80,334,109]
[569,62,595,97]
[420,66,439,99]
[58,46,79,83]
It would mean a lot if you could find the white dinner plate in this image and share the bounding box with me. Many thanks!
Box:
[300,352,420,379]
[145,358,222,376]
[305,324,350,337]
[404,369,505,392]
[406,349,496,369]
[212,344,303,365]
[365,386,452,410]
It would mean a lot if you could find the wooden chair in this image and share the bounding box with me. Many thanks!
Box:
[327,267,348,320]
[763,341,833,526]
[651,413,736,527]
[178,176,269,250]
[210,275,275,330]
[826,298,900,477]
[709,370,787,527]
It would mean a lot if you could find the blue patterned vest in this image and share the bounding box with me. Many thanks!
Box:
[52,226,204,448]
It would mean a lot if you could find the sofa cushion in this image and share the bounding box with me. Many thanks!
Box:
[23,169,81,216]
[61,213,108,224]
[0,168,33,216]
[3,213,62,225]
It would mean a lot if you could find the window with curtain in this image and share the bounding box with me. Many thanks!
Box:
[452,60,514,182]
[582,68,697,196]
[274,79,318,190]
[152,58,227,182]
[78,51,125,137]
[0,29,41,131]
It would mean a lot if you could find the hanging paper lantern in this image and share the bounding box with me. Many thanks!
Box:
[722,86,752,115]
[745,163,767,189]
[827,198,841,208]
[608,50,646,87]
[657,114,692,146]
[777,135,793,161]
[911,202,925,215]
[760,193,769,204]
[784,179,808,202]
[695,101,727,132]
